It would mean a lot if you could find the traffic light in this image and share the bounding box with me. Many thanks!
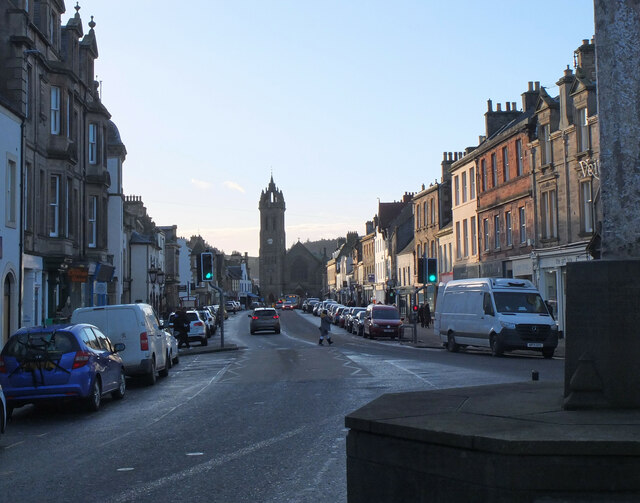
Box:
[413,304,419,313]
[417,257,426,283]
[200,252,214,282]
[427,257,438,283]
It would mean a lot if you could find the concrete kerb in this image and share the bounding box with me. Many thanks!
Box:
[178,342,244,357]
[399,323,566,359]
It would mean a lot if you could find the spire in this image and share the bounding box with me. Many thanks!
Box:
[75,2,81,17]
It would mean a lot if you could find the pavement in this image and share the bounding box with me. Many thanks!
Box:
[399,322,566,358]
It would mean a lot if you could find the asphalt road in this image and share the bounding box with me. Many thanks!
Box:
[0,310,563,502]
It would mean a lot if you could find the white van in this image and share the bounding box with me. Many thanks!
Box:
[434,278,558,358]
[71,304,170,384]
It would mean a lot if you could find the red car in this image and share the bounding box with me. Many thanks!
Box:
[282,302,294,310]
[363,304,403,339]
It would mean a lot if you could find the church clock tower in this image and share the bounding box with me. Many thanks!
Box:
[259,175,286,304]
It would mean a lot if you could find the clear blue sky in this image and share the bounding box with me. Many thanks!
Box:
[63,1,595,256]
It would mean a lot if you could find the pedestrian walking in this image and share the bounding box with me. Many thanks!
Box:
[319,309,333,345]
[173,308,191,349]
[424,302,432,329]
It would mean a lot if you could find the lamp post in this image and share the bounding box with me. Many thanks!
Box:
[148,266,158,312]
[157,270,165,317]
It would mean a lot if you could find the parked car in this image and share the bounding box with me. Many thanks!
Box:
[363,304,403,339]
[249,308,281,334]
[185,310,208,346]
[0,384,6,433]
[71,303,170,385]
[352,311,366,336]
[346,307,366,332]
[164,328,179,366]
[225,301,238,314]
[197,309,216,337]
[0,324,126,413]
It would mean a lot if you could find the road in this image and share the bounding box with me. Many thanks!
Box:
[0,309,563,502]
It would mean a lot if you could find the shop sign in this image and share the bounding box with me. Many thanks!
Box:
[68,267,89,282]
[579,158,600,179]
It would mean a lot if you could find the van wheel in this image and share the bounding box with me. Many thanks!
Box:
[201,336,208,346]
[159,352,170,377]
[447,334,459,353]
[145,358,157,386]
[490,334,504,357]
[542,348,555,359]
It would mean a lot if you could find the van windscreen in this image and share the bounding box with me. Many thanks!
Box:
[493,292,548,314]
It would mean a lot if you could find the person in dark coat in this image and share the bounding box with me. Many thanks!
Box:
[424,302,432,328]
[173,308,191,349]
[319,309,333,345]
[418,303,425,327]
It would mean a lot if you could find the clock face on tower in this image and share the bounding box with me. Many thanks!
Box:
[267,238,273,245]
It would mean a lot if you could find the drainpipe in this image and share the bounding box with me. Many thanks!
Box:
[18,120,25,328]
[563,131,572,240]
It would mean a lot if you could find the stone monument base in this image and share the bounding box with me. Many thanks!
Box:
[346,382,640,502]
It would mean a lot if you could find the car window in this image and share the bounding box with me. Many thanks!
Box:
[2,331,79,357]
[81,327,101,350]
[91,327,113,351]
[254,309,276,317]
[186,312,199,321]
[373,308,400,320]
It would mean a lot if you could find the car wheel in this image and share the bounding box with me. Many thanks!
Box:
[447,333,459,353]
[275,328,281,334]
[250,330,255,335]
[111,370,126,400]
[490,334,504,357]
[542,348,555,359]
[201,336,208,346]
[167,350,173,369]
[145,358,157,386]
[159,352,170,377]
[86,378,102,412]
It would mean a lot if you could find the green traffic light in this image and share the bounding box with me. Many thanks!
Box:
[205,272,212,279]
[428,274,436,282]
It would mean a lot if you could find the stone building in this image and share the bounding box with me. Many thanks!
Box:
[474,84,540,280]
[258,175,323,303]
[0,1,123,324]
[530,38,600,332]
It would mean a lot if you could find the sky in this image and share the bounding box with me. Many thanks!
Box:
[62,1,596,257]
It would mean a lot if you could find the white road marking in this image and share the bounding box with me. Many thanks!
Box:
[105,425,307,503]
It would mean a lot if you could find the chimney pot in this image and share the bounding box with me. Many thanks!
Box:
[497,103,502,112]
[487,99,493,112]
[506,102,511,111]
[535,81,540,90]
[442,152,447,160]
[582,39,589,46]
[528,81,534,92]
[512,102,517,110]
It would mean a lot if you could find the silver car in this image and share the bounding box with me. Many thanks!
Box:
[249,308,281,335]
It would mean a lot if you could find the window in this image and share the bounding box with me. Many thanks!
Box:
[26,65,32,119]
[430,199,435,224]
[502,147,509,182]
[89,123,97,164]
[454,175,460,206]
[494,215,500,249]
[469,167,476,199]
[49,174,60,237]
[6,159,17,226]
[455,222,461,259]
[471,216,477,255]
[580,180,594,233]
[541,189,558,238]
[431,240,436,258]
[578,108,589,152]
[491,153,497,187]
[519,207,526,244]
[463,219,469,257]
[483,218,489,251]
[66,91,72,139]
[462,172,467,203]
[541,124,552,164]
[481,160,487,192]
[423,202,427,227]
[416,204,421,228]
[88,195,97,247]
[516,139,523,176]
[65,178,71,238]
[506,211,512,246]
[50,86,60,135]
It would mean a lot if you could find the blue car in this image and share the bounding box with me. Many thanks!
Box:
[0,324,126,413]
